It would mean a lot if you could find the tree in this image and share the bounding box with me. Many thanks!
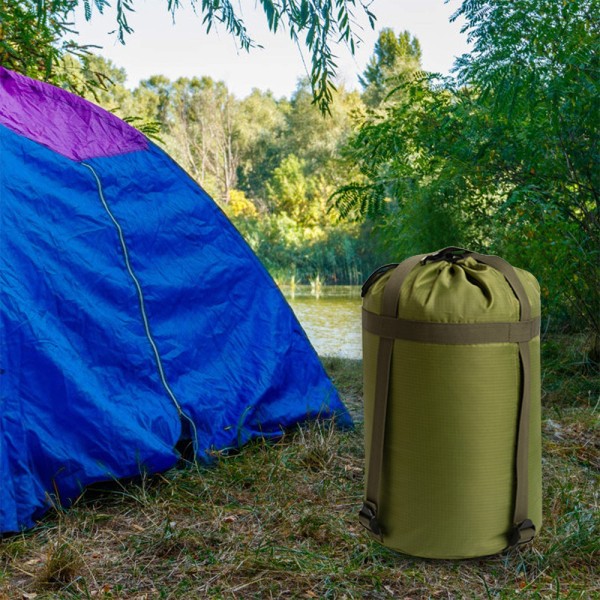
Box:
[0,0,99,91]
[332,74,487,253]
[57,53,131,107]
[284,79,362,172]
[235,79,362,215]
[335,1,599,361]
[134,75,173,124]
[236,89,288,206]
[159,76,240,202]
[453,0,600,359]
[360,28,422,106]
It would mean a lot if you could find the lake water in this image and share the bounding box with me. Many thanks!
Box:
[282,285,363,360]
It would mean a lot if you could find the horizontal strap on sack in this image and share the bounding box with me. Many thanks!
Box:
[363,308,541,344]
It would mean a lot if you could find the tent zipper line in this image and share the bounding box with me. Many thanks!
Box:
[81,162,199,453]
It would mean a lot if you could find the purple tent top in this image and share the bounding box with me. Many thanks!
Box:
[0,67,147,161]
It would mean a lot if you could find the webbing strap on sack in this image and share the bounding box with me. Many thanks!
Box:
[362,310,541,345]
[359,254,425,539]
[467,251,536,547]
[359,248,536,547]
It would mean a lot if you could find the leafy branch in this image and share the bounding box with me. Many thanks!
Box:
[80,0,376,112]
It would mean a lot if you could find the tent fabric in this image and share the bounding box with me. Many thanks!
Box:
[0,67,147,160]
[0,67,351,534]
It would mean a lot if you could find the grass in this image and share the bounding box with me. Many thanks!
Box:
[1,337,598,599]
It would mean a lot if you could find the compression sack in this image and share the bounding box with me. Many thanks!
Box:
[359,248,542,558]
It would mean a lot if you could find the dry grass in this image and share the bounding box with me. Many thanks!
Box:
[1,339,598,599]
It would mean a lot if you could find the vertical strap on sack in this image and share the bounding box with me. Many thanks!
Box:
[359,254,425,540]
[468,252,537,546]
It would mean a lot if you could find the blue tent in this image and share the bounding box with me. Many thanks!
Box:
[0,67,351,533]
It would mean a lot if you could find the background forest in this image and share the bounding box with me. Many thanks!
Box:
[1,0,599,361]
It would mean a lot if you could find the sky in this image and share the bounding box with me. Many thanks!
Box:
[72,0,471,99]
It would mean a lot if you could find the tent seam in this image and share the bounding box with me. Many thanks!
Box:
[81,162,198,453]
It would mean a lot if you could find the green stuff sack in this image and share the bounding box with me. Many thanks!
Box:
[359,247,542,559]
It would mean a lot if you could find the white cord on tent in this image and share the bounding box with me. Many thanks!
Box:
[81,162,199,455]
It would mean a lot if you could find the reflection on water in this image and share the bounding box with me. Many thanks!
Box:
[282,285,362,360]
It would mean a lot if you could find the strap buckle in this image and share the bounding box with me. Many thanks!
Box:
[509,519,536,546]
[359,501,383,539]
